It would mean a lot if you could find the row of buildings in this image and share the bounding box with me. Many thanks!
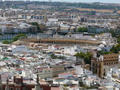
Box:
[0,2,120,90]
[0,7,120,36]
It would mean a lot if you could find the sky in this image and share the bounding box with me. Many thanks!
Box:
[40,0,120,3]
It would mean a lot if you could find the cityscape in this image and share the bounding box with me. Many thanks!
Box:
[0,1,120,90]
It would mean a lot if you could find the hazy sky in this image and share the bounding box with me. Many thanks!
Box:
[41,0,120,3]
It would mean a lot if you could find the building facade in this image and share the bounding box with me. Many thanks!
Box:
[91,54,119,78]
[1,76,51,90]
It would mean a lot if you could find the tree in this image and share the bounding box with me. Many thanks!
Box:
[13,33,26,41]
[75,52,93,64]
[79,79,84,87]
[110,30,116,37]
[50,54,57,59]
[29,22,43,33]
[110,44,120,53]
[2,40,11,44]
[77,27,88,32]
[50,54,65,59]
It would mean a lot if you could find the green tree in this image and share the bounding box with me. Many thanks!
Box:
[110,44,120,53]
[2,40,11,44]
[110,30,116,37]
[79,79,84,87]
[50,54,58,59]
[50,54,65,59]
[75,52,93,64]
[77,27,88,32]
[13,33,26,41]
[29,22,43,33]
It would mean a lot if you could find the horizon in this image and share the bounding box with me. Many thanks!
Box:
[2,0,120,4]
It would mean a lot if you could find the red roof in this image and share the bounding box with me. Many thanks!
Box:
[54,46,60,48]
[20,58,25,60]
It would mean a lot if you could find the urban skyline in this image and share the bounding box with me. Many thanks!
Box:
[0,1,120,90]
[1,0,120,3]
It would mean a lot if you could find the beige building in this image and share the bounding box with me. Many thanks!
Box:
[52,65,65,77]
[4,24,37,34]
[36,65,65,79]
[18,14,47,22]
[36,67,53,79]
[91,54,119,78]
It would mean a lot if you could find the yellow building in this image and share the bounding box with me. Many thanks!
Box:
[91,54,119,78]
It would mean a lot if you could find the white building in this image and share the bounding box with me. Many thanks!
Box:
[75,65,84,76]
[58,73,73,79]
[7,45,29,54]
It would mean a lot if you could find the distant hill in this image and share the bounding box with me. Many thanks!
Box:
[1,1,120,13]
